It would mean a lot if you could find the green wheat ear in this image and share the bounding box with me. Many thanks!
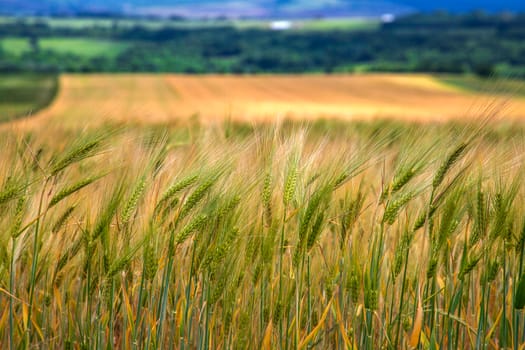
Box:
[262,170,273,224]
[51,205,76,234]
[49,132,109,175]
[299,188,327,243]
[49,174,106,208]
[143,239,158,281]
[306,212,325,251]
[10,195,27,238]
[121,174,147,224]
[178,174,219,220]
[432,143,468,189]
[174,213,208,245]
[0,176,27,206]
[156,174,199,209]
[0,186,19,206]
[383,191,414,225]
[283,163,298,206]
[382,166,417,201]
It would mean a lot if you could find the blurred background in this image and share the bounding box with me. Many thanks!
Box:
[1,0,525,123]
[1,0,524,75]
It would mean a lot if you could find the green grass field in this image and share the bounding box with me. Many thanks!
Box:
[1,37,129,58]
[0,74,58,123]
[439,75,525,97]
[0,16,379,32]
[293,18,380,31]
[0,38,32,56]
[39,38,130,58]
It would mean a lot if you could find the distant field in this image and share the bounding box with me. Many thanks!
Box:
[0,37,32,55]
[231,18,379,31]
[292,18,380,31]
[1,37,129,58]
[39,38,129,58]
[0,16,241,29]
[439,75,525,96]
[0,16,379,31]
[17,74,525,128]
[0,74,58,123]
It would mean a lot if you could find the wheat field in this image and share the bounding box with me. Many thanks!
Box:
[1,115,525,349]
[2,74,525,349]
[14,74,525,129]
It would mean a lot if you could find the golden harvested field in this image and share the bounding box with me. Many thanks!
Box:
[15,73,525,128]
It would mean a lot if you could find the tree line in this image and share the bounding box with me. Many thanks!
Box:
[1,12,524,76]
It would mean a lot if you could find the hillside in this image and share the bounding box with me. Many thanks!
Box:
[14,74,525,129]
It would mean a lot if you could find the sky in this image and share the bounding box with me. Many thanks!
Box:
[3,0,525,16]
[398,0,524,12]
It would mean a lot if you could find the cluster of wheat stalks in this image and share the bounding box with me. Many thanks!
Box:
[0,120,525,349]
